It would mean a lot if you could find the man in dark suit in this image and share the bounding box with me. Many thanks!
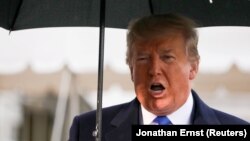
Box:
[69,13,249,141]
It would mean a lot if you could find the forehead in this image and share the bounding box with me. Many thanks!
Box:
[133,33,186,52]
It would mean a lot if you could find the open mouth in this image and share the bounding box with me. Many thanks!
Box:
[150,83,165,91]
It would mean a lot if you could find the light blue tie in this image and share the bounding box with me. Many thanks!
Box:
[153,116,172,125]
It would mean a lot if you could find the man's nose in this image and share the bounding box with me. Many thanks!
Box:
[149,57,162,76]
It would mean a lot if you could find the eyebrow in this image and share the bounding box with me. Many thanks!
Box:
[159,48,173,54]
[136,52,150,56]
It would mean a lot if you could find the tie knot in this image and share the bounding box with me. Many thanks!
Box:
[152,116,172,125]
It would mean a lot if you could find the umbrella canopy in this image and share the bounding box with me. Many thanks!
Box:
[1,0,250,31]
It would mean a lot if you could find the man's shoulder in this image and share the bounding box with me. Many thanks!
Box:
[76,99,135,121]
[191,89,249,124]
[212,108,249,124]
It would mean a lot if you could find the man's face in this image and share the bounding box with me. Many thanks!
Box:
[130,34,198,115]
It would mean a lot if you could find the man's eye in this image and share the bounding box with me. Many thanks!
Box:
[161,55,174,61]
[136,56,149,63]
[162,55,172,59]
[137,57,147,61]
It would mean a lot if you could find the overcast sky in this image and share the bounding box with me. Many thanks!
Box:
[0,26,250,74]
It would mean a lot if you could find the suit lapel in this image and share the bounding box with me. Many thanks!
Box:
[191,90,221,124]
[105,99,140,141]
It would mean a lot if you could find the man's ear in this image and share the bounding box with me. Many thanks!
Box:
[189,60,199,80]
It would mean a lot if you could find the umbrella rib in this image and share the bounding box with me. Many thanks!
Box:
[9,0,23,33]
[149,0,154,15]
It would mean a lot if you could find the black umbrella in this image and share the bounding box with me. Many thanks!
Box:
[1,0,250,30]
[1,0,250,141]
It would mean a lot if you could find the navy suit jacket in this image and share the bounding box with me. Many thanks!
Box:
[69,90,249,141]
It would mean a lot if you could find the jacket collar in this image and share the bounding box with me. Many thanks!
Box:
[105,98,140,141]
[191,90,221,124]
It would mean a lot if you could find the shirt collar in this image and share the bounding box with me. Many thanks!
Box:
[140,91,194,125]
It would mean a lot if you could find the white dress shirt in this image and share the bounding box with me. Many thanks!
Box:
[140,91,194,125]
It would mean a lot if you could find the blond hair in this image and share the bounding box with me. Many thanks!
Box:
[126,13,200,66]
